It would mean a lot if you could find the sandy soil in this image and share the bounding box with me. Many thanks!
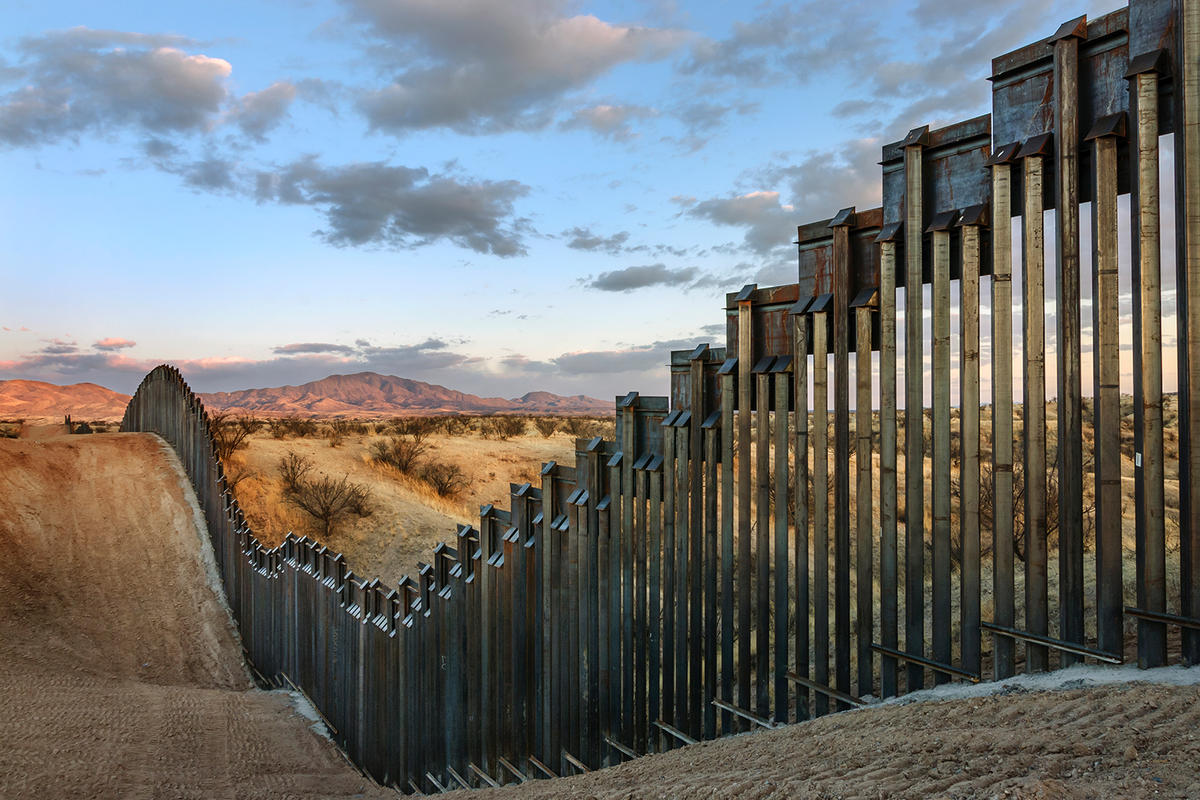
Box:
[443,679,1200,799]
[0,433,390,799]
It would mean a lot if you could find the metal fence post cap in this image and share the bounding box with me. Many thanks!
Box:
[1125,49,1170,79]
[1048,15,1087,43]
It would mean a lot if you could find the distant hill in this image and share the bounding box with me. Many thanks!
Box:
[198,372,611,417]
[0,372,612,420]
[0,379,130,421]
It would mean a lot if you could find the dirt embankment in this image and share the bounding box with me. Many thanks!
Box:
[0,434,390,799]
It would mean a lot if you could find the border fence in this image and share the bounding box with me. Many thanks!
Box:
[122,0,1199,792]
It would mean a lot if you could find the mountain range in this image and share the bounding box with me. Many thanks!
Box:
[0,372,612,421]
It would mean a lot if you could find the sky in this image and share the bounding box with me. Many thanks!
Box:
[1,0,1148,403]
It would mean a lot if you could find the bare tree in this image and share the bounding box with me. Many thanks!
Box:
[283,472,372,538]
[278,452,314,493]
[370,435,429,474]
[210,412,259,461]
[533,417,560,438]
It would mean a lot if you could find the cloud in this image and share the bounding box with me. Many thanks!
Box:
[679,2,887,87]
[505,336,702,377]
[684,190,795,256]
[344,0,686,135]
[256,156,531,255]
[229,80,296,140]
[560,103,657,141]
[93,337,136,351]
[0,27,232,147]
[272,342,355,355]
[563,226,632,254]
[587,263,699,292]
[40,338,79,355]
[0,335,478,394]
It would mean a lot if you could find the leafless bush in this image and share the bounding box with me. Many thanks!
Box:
[563,416,616,439]
[269,417,317,439]
[370,435,429,474]
[533,417,560,438]
[210,412,260,460]
[394,417,437,442]
[480,416,527,440]
[420,462,469,498]
[278,452,314,493]
[283,472,372,538]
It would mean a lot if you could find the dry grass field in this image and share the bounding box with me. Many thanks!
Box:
[224,416,613,586]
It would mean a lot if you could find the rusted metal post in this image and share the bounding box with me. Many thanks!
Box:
[790,307,810,718]
[754,365,771,718]
[831,210,853,706]
[689,353,705,736]
[1087,114,1125,659]
[903,128,929,691]
[540,469,557,768]
[877,229,900,697]
[736,287,754,722]
[1052,17,1087,664]
[929,213,953,682]
[674,416,690,732]
[1020,135,1050,673]
[634,465,649,753]
[853,293,876,698]
[718,362,736,731]
[1131,58,1167,668]
[989,144,1018,680]
[771,357,791,723]
[621,397,637,736]
[959,208,984,678]
[661,415,676,739]
[811,303,830,715]
[1179,0,1200,666]
[702,411,719,738]
[647,459,663,750]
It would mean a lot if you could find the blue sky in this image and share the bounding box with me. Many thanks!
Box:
[1,0,1129,400]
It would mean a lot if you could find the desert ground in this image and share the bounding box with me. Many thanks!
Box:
[225,416,607,584]
[2,428,1199,798]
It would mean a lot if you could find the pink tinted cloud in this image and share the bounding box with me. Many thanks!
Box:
[93,337,137,351]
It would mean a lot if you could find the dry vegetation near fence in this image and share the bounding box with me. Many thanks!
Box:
[218,415,611,584]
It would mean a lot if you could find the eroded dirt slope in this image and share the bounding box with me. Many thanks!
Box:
[0,433,390,799]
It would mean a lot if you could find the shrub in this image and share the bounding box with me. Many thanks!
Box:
[393,417,437,442]
[439,415,471,436]
[209,412,259,460]
[370,435,429,474]
[420,462,468,498]
[533,417,560,438]
[480,416,527,440]
[269,417,317,439]
[278,452,314,493]
[283,472,372,538]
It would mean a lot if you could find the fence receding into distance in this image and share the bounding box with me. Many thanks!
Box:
[122,0,1200,792]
